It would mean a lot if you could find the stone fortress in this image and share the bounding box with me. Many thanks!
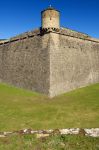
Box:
[0,7,99,97]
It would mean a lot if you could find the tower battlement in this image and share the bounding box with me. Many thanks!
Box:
[41,6,60,29]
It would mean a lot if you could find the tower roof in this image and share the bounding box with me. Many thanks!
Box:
[41,6,59,13]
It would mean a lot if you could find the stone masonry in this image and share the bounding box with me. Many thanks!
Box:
[0,7,99,97]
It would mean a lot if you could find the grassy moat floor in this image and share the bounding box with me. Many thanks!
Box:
[0,83,99,131]
[0,83,99,149]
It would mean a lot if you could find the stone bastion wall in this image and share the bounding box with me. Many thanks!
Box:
[0,29,50,95]
[49,28,99,97]
[0,27,99,97]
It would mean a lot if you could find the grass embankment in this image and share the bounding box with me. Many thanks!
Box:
[0,134,99,150]
[0,83,99,131]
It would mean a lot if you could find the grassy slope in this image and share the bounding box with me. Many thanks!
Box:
[0,83,99,131]
[0,134,99,150]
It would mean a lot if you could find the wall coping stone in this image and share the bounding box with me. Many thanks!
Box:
[0,27,99,46]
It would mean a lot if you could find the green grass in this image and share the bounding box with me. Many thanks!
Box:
[0,134,99,150]
[0,83,99,131]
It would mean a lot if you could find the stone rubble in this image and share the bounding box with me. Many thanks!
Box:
[60,128,80,135]
[85,128,99,137]
[0,128,99,138]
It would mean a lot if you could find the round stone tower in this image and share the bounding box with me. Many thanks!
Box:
[41,6,60,29]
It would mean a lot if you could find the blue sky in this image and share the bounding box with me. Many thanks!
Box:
[0,0,99,39]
